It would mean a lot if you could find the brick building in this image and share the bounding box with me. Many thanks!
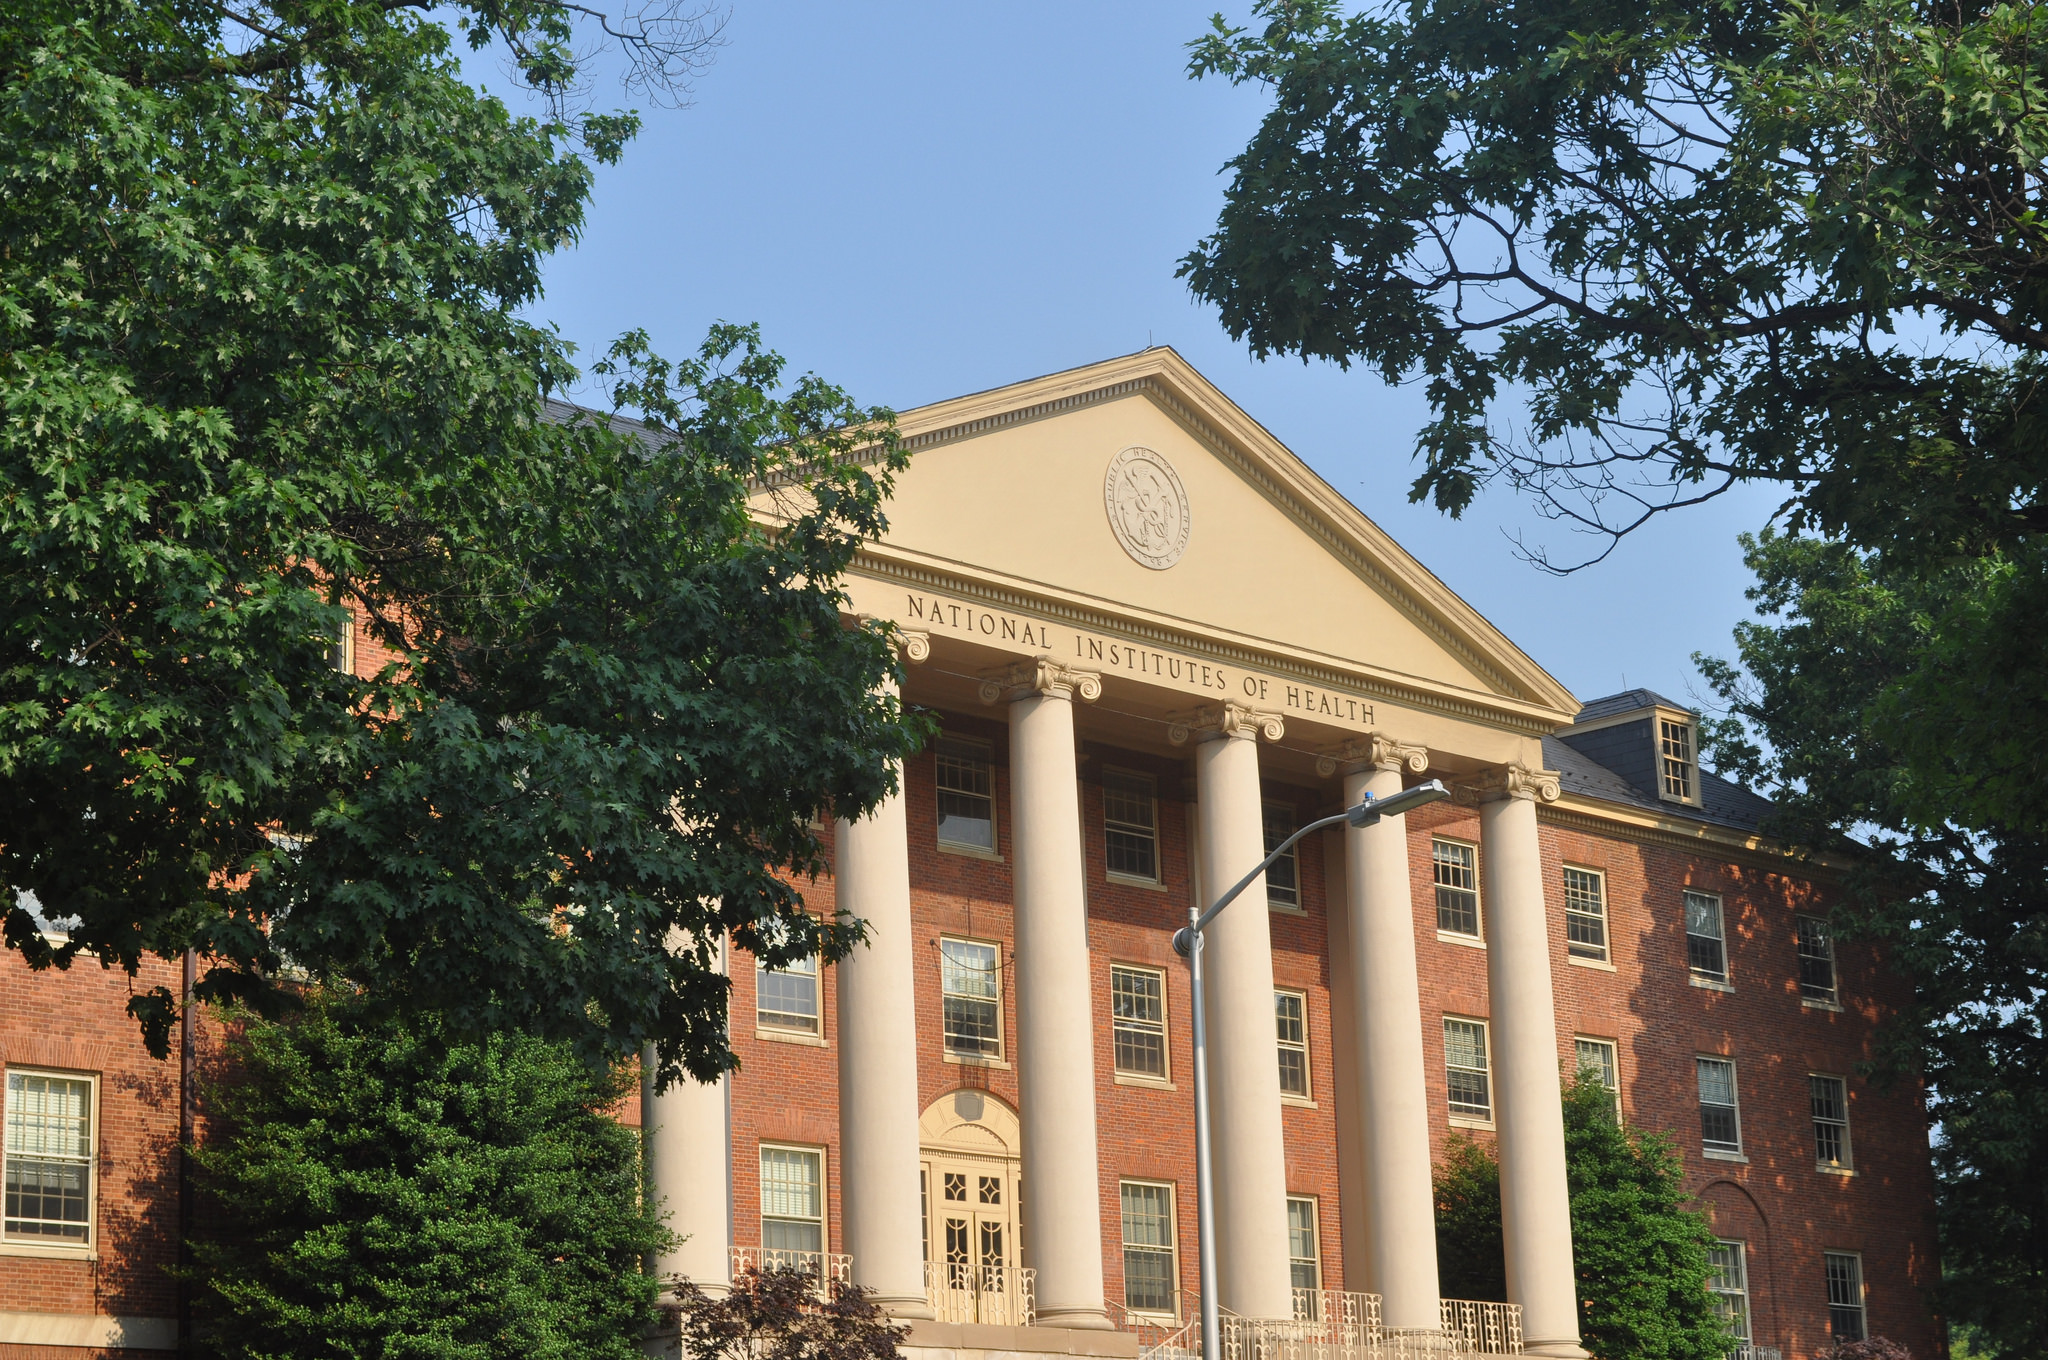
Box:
[2,350,1938,1359]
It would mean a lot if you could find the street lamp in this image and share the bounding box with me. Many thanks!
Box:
[1172,778,1450,1360]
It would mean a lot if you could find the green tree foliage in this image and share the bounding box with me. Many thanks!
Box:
[188,993,667,1360]
[0,0,922,1084]
[1433,1074,1731,1360]
[1181,0,2048,568]
[670,1266,906,1360]
[1698,532,2047,1360]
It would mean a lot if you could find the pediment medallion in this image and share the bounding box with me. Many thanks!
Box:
[1104,445,1192,570]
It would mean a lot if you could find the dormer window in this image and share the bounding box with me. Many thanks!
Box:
[1659,719,1695,802]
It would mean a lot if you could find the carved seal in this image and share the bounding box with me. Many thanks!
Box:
[1104,446,1192,570]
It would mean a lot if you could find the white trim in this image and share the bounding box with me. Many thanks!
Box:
[1,1066,99,1256]
[1110,962,1171,1083]
[1430,836,1484,942]
[1275,987,1312,1102]
[934,735,1000,856]
[758,1141,829,1256]
[1101,765,1163,886]
[938,934,1005,1062]
[0,1312,177,1349]
[1117,1178,1181,1322]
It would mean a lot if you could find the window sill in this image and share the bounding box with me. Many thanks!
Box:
[1268,902,1307,917]
[943,1052,1012,1071]
[1702,1148,1749,1163]
[0,1241,97,1261]
[1106,872,1168,892]
[1689,975,1735,993]
[756,1027,827,1048]
[1567,954,1617,972]
[937,840,1004,863]
[1801,997,1845,1013]
[1115,1073,1176,1091]
[1448,1114,1495,1131]
[1280,1095,1319,1110]
[1437,930,1486,950]
[1818,1164,1857,1177]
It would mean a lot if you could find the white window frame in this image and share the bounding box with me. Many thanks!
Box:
[758,1142,827,1259]
[1118,1179,1179,1320]
[1696,1055,1743,1158]
[1574,1036,1621,1118]
[1797,915,1839,1005]
[1102,767,1161,885]
[1811,1073,1853,1172]
[1685,890,1730,986]
[1275,989,1311,1103]
[1707,1240,1752,1344]
[1562,866,1609,964]
[935,736,998,856]
[755,950,821,1039]
[1263,799,1301,912]
[2,1068,99,1257]
[939,936,1004,1062]
[1659,718,1697,803]
[1287,1195,1322,1313]
[1825,1250,1867,1342]
[1443,1017,1493,1126]
[1432,838,1483,942]
[1111,964,1169,1083]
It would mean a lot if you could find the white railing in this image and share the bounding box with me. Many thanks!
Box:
[1293,1288,1385,1343]
[1106,1298,1201,1360]
[728,1245,854,1294]
[1730,1347,1782,1360]
[1112,1294,1520,1359]
[1440,1299,1523,1355]
[925,1261,1037,1326]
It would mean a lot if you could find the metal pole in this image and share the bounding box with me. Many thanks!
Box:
[1188,901,1221,1360]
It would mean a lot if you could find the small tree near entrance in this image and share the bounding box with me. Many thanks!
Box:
[670,1267,907,1360]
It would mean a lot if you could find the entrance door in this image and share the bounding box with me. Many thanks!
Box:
[923,1152,1023,1324]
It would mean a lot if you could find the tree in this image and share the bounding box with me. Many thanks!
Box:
[1433,1073,1731,1360]
[0,0,923,1085]
[1697,531,2047,1360]
[669,1266,907,1360]
[1181,0,2048,570]
[187,991,668,1360]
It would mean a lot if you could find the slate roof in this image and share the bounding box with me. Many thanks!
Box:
[1573,687,1695,723]
[1550,690,1777,835]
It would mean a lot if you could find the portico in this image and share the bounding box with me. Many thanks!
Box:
[643,350,1589,1360]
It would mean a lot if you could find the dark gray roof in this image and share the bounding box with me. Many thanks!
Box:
[1543,734,1777,834]
[1574,688,1696,722]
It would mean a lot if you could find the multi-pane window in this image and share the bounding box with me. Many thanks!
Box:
[1575,1037,1620,1117]
[760,1145,825,1255]
[1444,1018,1492,1121]
[1660,719,1695,801]
[1697,1057,1742,1154]
[1707,1241,1752,1344]
[1263,800,1300,909]
[1685,891,1728,982]
[757,952,819,1034]
[1275,991,1310,1098]
[1811,1075,1852,1169]
[936,738,996,851]
[1112,965,1167,1079]
[1563,867,1608,962]
[941,938,1002,1059]
[1825,1252,1867,1341]
[1797,916,1838,1002]
[1434,839,1481,938]
[3,1071,94,1245]
[1103,769,1159,882]
[1120,1181,1177,1316]
[1287,1197,1322,1309]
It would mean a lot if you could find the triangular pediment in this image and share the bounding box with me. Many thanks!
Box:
[850,350,1575,728]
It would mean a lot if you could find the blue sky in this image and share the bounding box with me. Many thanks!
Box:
[522,0,1786,711]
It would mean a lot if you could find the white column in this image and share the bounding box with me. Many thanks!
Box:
[1329,738,1444,1335]
[1320,827,1371,1296]
[1186,703,1294,1321]
[836,760,934,1318]
[1478,765,1586,1359]
[643,946,732,1304]
[985,658,1111,1330]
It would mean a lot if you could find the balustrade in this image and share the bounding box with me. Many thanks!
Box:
[924,1261,1037,1327]
[727,1245,853,1294]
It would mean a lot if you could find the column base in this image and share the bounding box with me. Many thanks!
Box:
[903,1321,1139,1357]
[1032,1305,1114,1331]
[873,1294,936,1321]
[1522,1339,1590,1358]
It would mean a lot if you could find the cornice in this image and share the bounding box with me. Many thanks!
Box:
[1540,792,1840,878]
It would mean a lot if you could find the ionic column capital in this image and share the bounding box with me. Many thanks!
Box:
[1315,733,1429,779]
[855,614,931,664]
[1461,762,1562,805]
[1166,701,1284,745]
[978,656,1101,705]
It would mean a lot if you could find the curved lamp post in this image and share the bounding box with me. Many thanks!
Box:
[1172,778,1450,1360]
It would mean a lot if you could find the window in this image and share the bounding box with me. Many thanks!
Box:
[1811,1075,1852,1170]
[1287,1197,1322,1307]
[1825,1251,1866,1341]
[757,952,819,1034]
[1120,1181,1177,1316]
[331,616,355,674]
[1434,839,1481,938]
[1797,916,1838,1003]
[1111,966,1167,1079]
[1575,1037,1620,1118]
[1707,1241,1751,1345]
[935,737,995,851]
[3,1071,94,1246]
[1660,719,1695,801]
[1697,1057,1742,1154]
[759,1145,825,1255]
[1685,891,1727,982]
[1275,990,1309,1099]
[1263,800,1300,909]
[941,938,1002,1059]
[1563,867,1608,962]
[1103,769,1159,882]
[1444,1018,1492,1121]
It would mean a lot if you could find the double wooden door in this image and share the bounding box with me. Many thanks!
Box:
[923,1151,1025,1324]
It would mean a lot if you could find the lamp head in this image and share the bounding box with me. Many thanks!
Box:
[1346,778,1451,827]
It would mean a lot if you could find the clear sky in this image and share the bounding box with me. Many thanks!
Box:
[522,0,1785,712]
